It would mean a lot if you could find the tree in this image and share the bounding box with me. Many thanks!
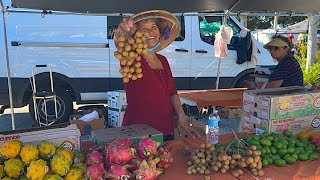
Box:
[246,16,307,30]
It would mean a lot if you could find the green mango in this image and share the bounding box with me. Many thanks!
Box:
[274,142,283,149]
[298,154,309,161]
[262,158,269,167]
[291,153,298,161]
[278,149,288,156]
[316,147,320,153]
[266,135,274,141]
[274,159,287,167]
[309,153,318,161]
[267,157,273,165]
[283,130,293,137]
[265,146,271,155]
[284,155,296,164]
[260,139,272,147]
[270,146,277,154]
[300,139,309,144]
[260,148,266,156]
[295,141,304,147]
[287,147,295,154]
[271,154,281,161]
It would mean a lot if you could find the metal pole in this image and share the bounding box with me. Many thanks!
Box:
[273,16,278,31]
[1,1,15,130]
[215,58,222,89]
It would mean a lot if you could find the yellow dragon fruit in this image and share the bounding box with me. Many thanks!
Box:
[71,162,87,172]
[43,174,63,180]
[20,144,39,164]
[38,141,56,159]
[27,159,49,180]
[0,164,4,178]
[0,140,22,159]
[4,158,24,178]
[56,148,73,164]
[50,154,71,176]
[64,169,84,180]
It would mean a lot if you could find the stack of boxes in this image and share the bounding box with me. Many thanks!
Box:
[241,86,320,135]
[107,90,127,127]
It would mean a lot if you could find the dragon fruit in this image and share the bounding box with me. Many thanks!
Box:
[85,163,105,180]
[138,138,160,159]
[126,155,144,172]
[105,165,133,180]
[86,150,103,165]
[106,138,135,165]
[312,138,320,147]
[135,158,162,180]
[156,147,173,169]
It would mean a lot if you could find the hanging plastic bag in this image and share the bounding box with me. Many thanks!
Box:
[214,25,233,58]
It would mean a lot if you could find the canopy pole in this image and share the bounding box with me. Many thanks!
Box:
[215,0,240,89]
[1,1,16,130]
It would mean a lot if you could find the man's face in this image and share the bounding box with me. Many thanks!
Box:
[138,19,160,48]
[268,46,288,61]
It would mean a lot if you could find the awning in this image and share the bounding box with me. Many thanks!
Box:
[277,19,320,34]
[10,0,320,14]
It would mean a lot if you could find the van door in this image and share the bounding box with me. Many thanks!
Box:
[108,15,192,90]
[190,16,254,89]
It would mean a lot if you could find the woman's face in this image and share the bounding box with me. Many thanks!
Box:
[137,19,160,48]
[268,46,288,61]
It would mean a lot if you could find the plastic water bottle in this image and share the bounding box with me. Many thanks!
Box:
[206,109,220,144]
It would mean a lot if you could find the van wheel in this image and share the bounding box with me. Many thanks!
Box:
[234,74,255,88]
[29,89,73,125]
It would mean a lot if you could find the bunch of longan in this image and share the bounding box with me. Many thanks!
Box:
[114,31,148,83]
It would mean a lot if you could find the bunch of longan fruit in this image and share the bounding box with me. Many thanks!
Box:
[114,31,148,83]
[186,143,215,177]
[186,144,264,178]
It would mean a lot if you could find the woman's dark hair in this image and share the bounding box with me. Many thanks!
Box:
[271,34,293,49]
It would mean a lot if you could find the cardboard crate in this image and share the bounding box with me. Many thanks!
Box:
[92,124,163,146]
[0,123,80,151]
[242,112,320,135]
[107,110,125,127]
[218,107,242,119]
[243,86,320,120]
[69,110,105,134]
[107,90,127,111]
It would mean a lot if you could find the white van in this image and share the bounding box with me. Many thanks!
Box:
[0,10,275,122]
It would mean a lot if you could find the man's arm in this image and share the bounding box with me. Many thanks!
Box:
[265,80,284,89]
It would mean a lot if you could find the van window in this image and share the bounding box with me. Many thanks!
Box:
[107,16,185,41]
[198,16,241,49]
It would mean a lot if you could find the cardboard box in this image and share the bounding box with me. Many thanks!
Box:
[107,110,125,127]
[70,111,105,134]
[241,112,320,135]
[92,124,163,146]
[243,86,320,120]
[0,123,80,151]
[107,90,127,111]
[218,108,242,119]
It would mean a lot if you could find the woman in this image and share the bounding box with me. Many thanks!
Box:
[249,35,303,89]
[115,10,199,140]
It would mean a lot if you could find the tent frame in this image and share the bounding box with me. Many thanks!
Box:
[1,0,319,130]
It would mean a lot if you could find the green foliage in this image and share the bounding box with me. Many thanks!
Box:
[295,45,320,85]
[246,16,307,30]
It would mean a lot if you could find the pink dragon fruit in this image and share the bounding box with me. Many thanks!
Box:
[135,158,163,180]
[106,138,135,165]
[126,155,144,172]
[156,147,173,169]
[312,138,320,147]
[105,165,133,180]
[138,138,160,159]
[86,150,104,165]
[85,163,105,180]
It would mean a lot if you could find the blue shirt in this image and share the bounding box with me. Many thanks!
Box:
[268,55,303,87]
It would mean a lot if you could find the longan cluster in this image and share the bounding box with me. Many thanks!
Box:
[186,144,264,178]
[114,31,148,83]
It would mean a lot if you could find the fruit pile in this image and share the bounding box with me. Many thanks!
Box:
[0,137,172,180]
[245,130,319,168]
[0,140,86,180]
[185,133,264,178]
[114,31,149,83]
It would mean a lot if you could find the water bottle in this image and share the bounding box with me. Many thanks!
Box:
[206,109,220,144]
